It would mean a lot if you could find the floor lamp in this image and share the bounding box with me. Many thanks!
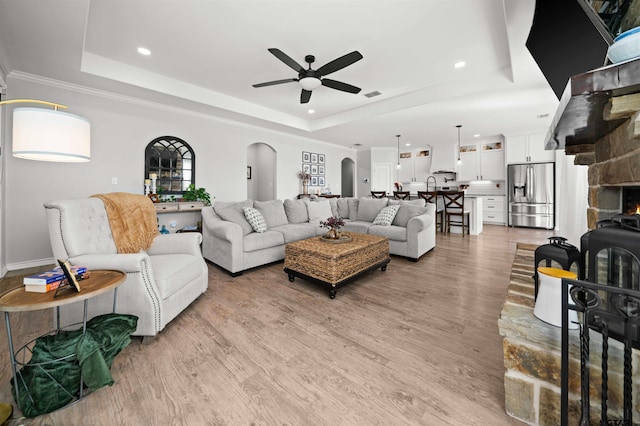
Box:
[0,99,90,162]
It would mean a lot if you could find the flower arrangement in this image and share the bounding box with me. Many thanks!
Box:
[394,182,403,191]
[297,170,311,181]
[320,216,345,230]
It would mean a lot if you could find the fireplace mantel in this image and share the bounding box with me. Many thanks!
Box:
[544,57,640,152]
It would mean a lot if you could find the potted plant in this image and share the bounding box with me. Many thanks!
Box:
[182,184,212,206]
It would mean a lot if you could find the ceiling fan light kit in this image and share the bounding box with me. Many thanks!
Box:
[253,48,363,104]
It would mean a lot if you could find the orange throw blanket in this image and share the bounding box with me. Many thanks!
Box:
[92,192,159,253]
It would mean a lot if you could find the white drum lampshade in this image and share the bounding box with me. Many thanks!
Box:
[12,107,90,162]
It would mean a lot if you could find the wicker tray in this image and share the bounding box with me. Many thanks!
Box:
[319,234,352,244]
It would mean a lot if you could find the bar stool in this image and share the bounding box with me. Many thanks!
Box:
[534,236,581,298]
[370,191,386,199]
[393,191,410,200]
[418,191,442,232]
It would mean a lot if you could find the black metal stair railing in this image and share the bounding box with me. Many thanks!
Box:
[561,278,640,425]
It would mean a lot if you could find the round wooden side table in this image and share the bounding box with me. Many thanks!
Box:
[0,269,126,414]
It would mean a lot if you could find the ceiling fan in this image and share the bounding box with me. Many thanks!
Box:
[252,48,363,104]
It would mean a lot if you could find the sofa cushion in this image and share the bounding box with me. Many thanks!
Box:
[150,254,204,300]
[347,198,359,220]
[243,231,285,252]
[341,221,372,234]
[243,207,267,233]
[336,198,350,218]
[392,204,428,227]
[254,199,289,228]
[373,204,401,226]
[283,199,309,224]
[214,200,254,236]
[271,223,316,243]
[329,198,339,217]
[357,198,388,222]
[388,199,426,207]
[307,199,333,226]
[368,225,408,242]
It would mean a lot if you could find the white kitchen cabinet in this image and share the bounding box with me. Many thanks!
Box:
[506,134,555,164]
[482,195,506,224]
[398,147,432,183]
[457,142,504,181]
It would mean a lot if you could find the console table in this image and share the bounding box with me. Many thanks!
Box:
[0,269,126,413]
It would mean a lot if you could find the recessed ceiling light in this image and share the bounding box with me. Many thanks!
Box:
[474,134,480,138]
[308,109,315,114]
[454,61,466,68]
[405,143,411,146]
[137,47,151,56]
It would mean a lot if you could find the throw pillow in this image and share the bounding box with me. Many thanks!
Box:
[214,200,254,236]
[336,198,350,218]
[357,197,389,222]
[307,199,334,226]
[254,199,289,228]
[373,205,401,226]
[243,207,267,233]
[392,204,428,227]
[284,199,309,224]
[347,198,359,219]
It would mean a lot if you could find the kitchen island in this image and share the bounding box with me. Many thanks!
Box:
[451,195,483,235]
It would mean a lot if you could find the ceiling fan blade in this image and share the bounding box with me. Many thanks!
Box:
[321,78,361,94]
[316,51,363,76]
[268,48,304,73]
[252,78,298,88]
[300,89,312,104]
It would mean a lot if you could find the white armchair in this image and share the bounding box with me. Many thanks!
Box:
[44,198,208,339]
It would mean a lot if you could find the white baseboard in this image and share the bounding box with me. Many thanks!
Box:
[7,257,55,272]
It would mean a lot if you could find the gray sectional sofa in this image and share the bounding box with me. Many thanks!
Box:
[201,197,436,275]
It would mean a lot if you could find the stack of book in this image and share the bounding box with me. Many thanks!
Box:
[23,266,89,293]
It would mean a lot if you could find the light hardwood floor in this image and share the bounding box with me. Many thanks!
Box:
[0,225,554,425]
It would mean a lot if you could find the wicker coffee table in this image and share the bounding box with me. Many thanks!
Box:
[284,232,390,299]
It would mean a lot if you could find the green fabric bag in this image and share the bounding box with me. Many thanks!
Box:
[11,313,138,418]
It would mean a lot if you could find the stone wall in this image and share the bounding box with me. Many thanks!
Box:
[568,95,640,228]
[498,243,640,425]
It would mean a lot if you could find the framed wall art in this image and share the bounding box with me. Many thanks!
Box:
[318,165,325,175]
[302,152,311,162]
[311,164,318,175]
[311,176,318,186]
[318,176,325,186]
[311,153,318,163]
[302,164,311,174]
[318,154,325,164]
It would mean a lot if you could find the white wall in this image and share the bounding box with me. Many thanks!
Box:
[356,149,371,197]
[3,75,354,269]
[555,151,589,246]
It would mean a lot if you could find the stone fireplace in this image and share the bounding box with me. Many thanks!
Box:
[570,106,640,228]
[499,58,640,425]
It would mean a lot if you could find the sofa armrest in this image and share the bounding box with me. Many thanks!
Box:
[201,208,245,273]
[69,253,151,273]
[147,233,202,256]
[407,204,435,233]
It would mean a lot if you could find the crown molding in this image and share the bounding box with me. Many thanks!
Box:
[7,70,353,150]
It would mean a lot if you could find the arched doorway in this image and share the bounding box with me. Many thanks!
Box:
[247,143,277,201]
[341,157,355,197]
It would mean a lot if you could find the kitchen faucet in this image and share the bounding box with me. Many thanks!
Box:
[426,175,436,192]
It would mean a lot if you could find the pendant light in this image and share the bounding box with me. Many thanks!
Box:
[396,134,401,169]
[456,125,462,165]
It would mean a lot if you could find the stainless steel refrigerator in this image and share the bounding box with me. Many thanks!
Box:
[508,162,555,229]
